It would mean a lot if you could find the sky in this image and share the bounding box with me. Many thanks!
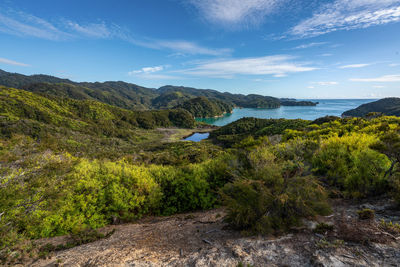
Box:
[0,0,400,99]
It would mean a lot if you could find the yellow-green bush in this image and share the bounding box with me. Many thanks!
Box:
[1,155,229,245]
[312,133,390,197]
[33,160,163,237]
[221,146,331,234]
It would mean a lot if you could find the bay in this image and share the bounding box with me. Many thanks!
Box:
[196,99,376,126]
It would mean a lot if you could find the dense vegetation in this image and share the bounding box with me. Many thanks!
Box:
[220,145,331,234]
[342,98,400,117]
[0,86,195,135]
[210,117,310,147]
[0,69,73,88]
[0,70,157,110]
[151,91,193,109]
[175,96,233,117]
[158,85,281,109]
[2,92,400,256]
[211,115,400,199]
[22,82,157,110]
[0,87,227,256]
[1,70,400,263]
[0,70,318,118]
[0,70,281,112]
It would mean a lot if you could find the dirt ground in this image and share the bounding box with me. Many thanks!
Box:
[15,198,400,267]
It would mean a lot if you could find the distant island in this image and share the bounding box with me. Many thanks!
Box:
[342,98,400,117]
[280,100,319,106]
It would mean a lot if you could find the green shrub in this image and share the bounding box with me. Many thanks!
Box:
[379,219,400,235]
[357,209,375,220]
[371,130,400,205]
[314,222,334,234]
[221,175,331,235]
[391,173,400,206]
[152,165,216,215]
[221,147,331,234]
[312,134,390,197]
[29,159,163,237]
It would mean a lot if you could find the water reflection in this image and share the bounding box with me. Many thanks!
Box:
[183,132,210,142]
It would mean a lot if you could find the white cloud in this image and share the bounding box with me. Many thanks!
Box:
[350,74,400,82]
[135,73,182,80]
[0,57,29,67]
[64,21,111,38]
[0,11,70,40]
[253,78,274,82]
[188,0,283,28]
[180,55,316,78]
[154,40,232,56]
[128,65,165,75]
[0,10,114,40]
[122,37,232,56]
[128,65,182,80]
[339,63,371,69]
[312,81,338,86]
[293,42,327,49]
[0,9,231,56]
[101,27,233,56]
[389,63,400,67]
[290,0,400,38]
[142,66,164,73]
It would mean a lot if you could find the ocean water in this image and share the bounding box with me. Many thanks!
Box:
[196,99,377,126]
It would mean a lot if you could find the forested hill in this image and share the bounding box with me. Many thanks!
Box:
[342,98,400,117]
[158,85,281,108]
[175,96,234,118]
[0,69,73,87]
[0,69,315,117]
[0,86,195,139]
[0,70,158,110]
[21,82,157,110]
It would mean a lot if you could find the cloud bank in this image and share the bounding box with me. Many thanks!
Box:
[339,63,371,69]
[312,81,338,86]
[188,0,283,28]
[350,74,400,82]
[0,9,230,56]
[0,57,29,66]
[290,0,400,38]
[0,11,71,40]
[181,55,316,78]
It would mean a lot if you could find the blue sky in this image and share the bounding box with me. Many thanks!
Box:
[1,0,400,98]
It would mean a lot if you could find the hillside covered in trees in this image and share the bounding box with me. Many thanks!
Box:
[175,96,233,118]
[0,70,316,118]
[342,97,400,117]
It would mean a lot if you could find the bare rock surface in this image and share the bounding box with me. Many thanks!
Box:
[25,199,400,267]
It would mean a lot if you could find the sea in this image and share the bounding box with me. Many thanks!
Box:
[196,99,376,127]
